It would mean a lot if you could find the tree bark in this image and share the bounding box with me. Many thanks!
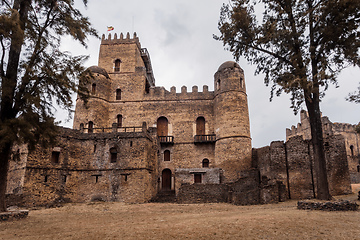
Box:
[0,143,12,212]
[305,98,331,200]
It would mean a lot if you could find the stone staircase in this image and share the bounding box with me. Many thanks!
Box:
[150,190,176,203]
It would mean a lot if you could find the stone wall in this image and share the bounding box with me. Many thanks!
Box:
[7,126,158,207]
[253,135,352,200]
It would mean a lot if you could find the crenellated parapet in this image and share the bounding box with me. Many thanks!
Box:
[145,85,214,101]
[101,32,141,49]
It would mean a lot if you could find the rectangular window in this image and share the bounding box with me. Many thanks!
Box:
[51,151,60,164]
[194,173,202,184]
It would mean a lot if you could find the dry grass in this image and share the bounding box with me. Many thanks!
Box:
[1,188,359,240]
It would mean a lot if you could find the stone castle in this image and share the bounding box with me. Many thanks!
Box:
[6,33,356,207]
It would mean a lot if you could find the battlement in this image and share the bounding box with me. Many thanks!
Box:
[101,32,141,48]
[145,85,214,101]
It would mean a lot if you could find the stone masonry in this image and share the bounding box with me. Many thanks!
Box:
[5,33,353,207]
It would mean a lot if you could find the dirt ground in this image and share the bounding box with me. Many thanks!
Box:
[1,186,359,240]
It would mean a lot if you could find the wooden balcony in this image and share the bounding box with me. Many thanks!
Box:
[194,134,216,144]
[158,136,174,145]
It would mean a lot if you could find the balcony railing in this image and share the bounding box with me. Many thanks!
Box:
[158,136,174,144]
[194,134,216,143]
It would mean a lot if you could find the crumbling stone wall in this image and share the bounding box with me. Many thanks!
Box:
[253,135,352,200]
[7,126,158,207]
[286,110,360,183]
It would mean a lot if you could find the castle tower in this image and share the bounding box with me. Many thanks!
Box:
[73,33,155,130]
[214,61,252,182]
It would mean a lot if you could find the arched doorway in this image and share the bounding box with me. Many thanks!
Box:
[196,116,205,135]
[162,169,172,190]
[157,117,168,136]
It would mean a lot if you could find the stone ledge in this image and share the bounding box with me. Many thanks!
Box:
[297,200,359,211]
[0,210,29,221]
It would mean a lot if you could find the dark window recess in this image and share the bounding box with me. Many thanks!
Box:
[91,83,96,94]
[63,175,67,183]
[194,174,202,183]
[350,145,354,156]
[117,114,122,127]
[44,175,48,183]
[124,175,128,182]
[145,80,150,93]
[202,159,209,168]
[88,121,94,133]
[357,165,360,173]
[94,175,101,183]
[94,144,97,153]
[130,141,133,147]
[164,150,170,161]
[216,79,221,90]
[51,151,60,164]
[116,89,121,100]
[114,59,121,72]
[110,148,117,163]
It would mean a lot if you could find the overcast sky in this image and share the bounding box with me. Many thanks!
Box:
[58,0,360,148]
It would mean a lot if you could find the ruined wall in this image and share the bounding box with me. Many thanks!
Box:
[253,135,351,200]
[286,110,360,183]
[11,127,158,207]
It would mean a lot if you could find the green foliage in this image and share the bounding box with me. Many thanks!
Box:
[0,0,97,151]
[215,0,360,113]
[346,84,360,103]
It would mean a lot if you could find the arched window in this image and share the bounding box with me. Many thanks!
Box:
[117,114,122,127]
[110,147,117,163]
[196,117,205,135]
[91,83,96,94]
[157,117,168,136]
[88,121,93,133]
[202,159,209,168]
[164,150,170,161]
[114,59,121,72]
[350,145,354,156]
[216,79,221,90]
[116,89,121,100]
[51,151,60,164]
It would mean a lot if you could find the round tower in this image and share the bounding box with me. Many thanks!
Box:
[73,66,111,131]
[214,61,252,182]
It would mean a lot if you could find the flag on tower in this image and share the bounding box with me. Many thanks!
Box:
[107,26,114,31]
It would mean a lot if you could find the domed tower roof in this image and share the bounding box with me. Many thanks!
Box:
[217,61,243,72]
[88,65,110,78]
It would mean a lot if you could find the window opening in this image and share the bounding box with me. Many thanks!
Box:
[116,89,121,100]
[114,59,121,72]
[194,173,202,183]
[110,147,117,163]
[145,80,150,93]
[88,121,93,133]
[94,144,97,153]
[157,117,168,136]
[44,175,48,183]
[124,175,128,182]
[196,117,206,135]
[51,151,60,164]
[350,145,354,156]
[91,83,96,94]
[202,159,209,168]
[164,150,170,161]
[216,79,221,90]
[63,175,67,183]
[130,141,133,147]
[117,114,122,127]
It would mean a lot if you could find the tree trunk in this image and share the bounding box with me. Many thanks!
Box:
[0,143,12,212]
[305,98,331,200]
